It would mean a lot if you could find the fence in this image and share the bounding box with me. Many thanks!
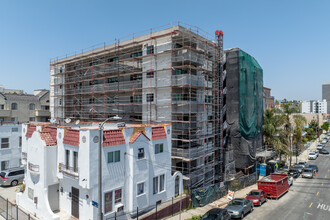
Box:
[191,172,258,207]
[104,195,190,220]
[0,196,37,220]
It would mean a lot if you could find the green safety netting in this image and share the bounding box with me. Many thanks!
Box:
[239,50,264,138]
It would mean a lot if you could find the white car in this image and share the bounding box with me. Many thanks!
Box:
[314,150,319,157]
[321,139,327,144]
[317,144,324,150]
[308,152,317,160]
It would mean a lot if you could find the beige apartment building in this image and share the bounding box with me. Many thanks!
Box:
[0,89,50,122]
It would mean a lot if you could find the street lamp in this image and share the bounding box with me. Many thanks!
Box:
[97,116,122,220]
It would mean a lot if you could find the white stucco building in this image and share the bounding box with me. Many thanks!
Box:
[0,123,22,172]
[16,122,182,220]
[301,100,327,114]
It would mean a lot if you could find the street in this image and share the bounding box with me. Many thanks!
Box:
[245,141,330,220]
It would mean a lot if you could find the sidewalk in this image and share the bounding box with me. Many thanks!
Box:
[167,136,325,220]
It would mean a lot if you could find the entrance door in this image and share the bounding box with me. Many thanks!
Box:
[72,187,79,218]
[175,175,180,196]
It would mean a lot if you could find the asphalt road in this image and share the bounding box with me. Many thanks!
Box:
[244,140,330,220]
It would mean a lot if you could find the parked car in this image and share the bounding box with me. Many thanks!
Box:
[225,198,253,219]
[313,150,319,157]
[293,165,304,173]
[307,164,319,173]
[298,161,307,169]
[319,149,329,155]
[317,144,324,150]
[246,190,267,206]
[321,139,327,144]
[0,167,25,186]
[308,152,317,160]
[302,168,314,178]
[288,169,300,178]
[201,208,231,220]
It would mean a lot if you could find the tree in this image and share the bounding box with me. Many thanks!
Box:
[292,115,307,164]
[262,109,285,162]
[321,122,329,132]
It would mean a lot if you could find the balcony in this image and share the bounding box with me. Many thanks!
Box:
[0,110,11,117]
[35,109,50,117]
[28,162,39,173]
[59,163,79,179]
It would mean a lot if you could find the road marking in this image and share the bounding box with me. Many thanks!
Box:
[309,202,313,208]
[317,192,319,196]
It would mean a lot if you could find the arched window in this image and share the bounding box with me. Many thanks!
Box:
[11,103,18,110]
[29,103,35,110]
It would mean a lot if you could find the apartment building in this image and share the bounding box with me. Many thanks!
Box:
[0,88,50,122]
[0,123,22,172]
[263,87,274,110]
[17,122,182,220]
[50,23,225,190]
[301,100,327,114]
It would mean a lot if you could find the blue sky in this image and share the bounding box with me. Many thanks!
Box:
[0,0,329,100]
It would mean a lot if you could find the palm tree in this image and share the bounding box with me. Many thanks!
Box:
[262,109,285,162]
[281,103,299,167]
[292,115,307,164]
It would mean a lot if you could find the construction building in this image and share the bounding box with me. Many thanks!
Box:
[223,48,263,178]
[322,83,330,114]
[50,23,225,190]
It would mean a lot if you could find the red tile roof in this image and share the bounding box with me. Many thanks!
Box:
[25,125,36,138]
[152,126,167,140]
[103,129,125,147]
[63,129,80,146]
[129,131,150,143]
[43,126,57,144]
[40,132,57,146]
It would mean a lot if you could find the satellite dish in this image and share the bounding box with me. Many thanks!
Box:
[50,118,56,123]
[112,115,122,120]
[65,118,71,123]
[75,120,80,125]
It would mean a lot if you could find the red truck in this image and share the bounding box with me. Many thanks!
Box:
[257,173,289,199]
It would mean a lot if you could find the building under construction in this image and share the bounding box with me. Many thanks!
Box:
[50,23,226,190]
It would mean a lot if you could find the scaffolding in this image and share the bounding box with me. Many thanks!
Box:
[50,22,223,190]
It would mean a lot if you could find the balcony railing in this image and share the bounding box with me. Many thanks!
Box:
[28,162,39,173]
[59,163,79,179]
[22,152,27,160]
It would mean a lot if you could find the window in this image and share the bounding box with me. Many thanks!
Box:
[146,71,154,78]
[11,128,18,132]
[174,69,182,75]
[153,177,158,194]
[138,148,145,159]
[19,137,22,147]
[108,57,118,62]
[65,150,70,169]
[11,118,16,122]
[0,105,4,110]
[131,51,142,57]
[29,103,35,110]
[1,161,9,170]
[155,143,163,154]
[147,45,154,55]
[131,95,142,103]
[41,105,49,110]
[104,191,113,213]
[59,99,62,105]
[107,77,118,83]
[89,80,99,85]
[137,182,144,195]
[146,93,154,102]
[11,103,17,110]
[130,74,142,81]
[29,117,35,122]
[108,150,120,163]
[73,151,78,172]
[1,138,9,149]
[159,174,165,192]
[115,189,122,204]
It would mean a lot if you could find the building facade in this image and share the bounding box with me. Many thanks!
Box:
[17,122,182,220]
[50,24,225,190]
[263,87,274,110]
[0,123,22,171]
[0,89,50,122]
[301,100,327,114]
[322,83,330,114]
